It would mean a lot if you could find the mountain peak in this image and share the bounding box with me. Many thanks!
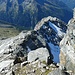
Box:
[34,16,66,31]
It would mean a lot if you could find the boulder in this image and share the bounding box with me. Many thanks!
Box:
[28,47,49,62]
[0,60,14,72]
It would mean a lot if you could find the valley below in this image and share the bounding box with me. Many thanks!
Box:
[0,21,20,40]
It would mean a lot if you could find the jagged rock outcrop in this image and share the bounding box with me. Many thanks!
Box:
[34,16,66,31]
[60,17,75,75]
[0,31,31,74]
[0,16,67,75]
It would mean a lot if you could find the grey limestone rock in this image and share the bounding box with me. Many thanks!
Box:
[28,47,49,62]
[60,17,75,75]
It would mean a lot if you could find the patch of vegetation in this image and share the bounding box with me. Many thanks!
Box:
[43,69,52,75]
[15,61,56,75]
[42,61,47,65]
[0,27,20,38]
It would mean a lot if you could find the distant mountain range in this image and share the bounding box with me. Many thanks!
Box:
[59,0,75,9]
[0,0,73,29]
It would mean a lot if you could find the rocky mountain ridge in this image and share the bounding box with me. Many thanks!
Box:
[0,14,75,75]
[0,16,68,75]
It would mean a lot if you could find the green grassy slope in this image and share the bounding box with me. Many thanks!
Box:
[0,21,20,39]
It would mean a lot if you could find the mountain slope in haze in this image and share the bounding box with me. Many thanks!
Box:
[0,0,72,29]
[59,0,75,9]
[0,21,20,39]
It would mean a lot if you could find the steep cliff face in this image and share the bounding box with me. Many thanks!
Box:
[60,17,75,74]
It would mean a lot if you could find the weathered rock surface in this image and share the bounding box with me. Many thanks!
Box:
[0,16,67,75]
[60,18,75,75]
[0,31,32,74]
[28,47,49,62]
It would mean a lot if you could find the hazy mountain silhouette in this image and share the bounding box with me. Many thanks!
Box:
[0,0,72,29]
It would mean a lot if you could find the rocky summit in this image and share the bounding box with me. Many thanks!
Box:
[0,16,69,75]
